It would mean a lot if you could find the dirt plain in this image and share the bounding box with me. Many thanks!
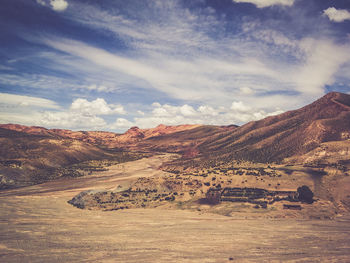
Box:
[1,154,350,262]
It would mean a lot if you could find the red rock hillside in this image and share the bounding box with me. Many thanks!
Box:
[197,92,350,163]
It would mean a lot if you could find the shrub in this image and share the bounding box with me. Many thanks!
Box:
[297,185,314,204]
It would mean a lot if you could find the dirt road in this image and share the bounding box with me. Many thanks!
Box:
[1,154,350,262]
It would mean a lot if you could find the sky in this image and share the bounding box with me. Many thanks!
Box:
[1,0,350,132]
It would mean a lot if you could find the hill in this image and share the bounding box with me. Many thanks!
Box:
[0,123,201,149]
[194,92,350,164]
[0,123,213,189]
[131,125,237,154]
[0,128,140,189]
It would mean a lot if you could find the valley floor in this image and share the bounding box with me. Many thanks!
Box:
[1,154,350,262]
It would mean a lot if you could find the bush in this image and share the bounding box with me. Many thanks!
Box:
[297,185,314,204]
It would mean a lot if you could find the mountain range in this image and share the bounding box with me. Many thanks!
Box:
[1,91,349,189]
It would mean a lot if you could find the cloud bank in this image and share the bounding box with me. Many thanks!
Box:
[0,93,283,131]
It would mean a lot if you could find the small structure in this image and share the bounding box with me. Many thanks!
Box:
[221,187,269,202]
[205,187,299,208]
[283,204,302,210]
[205,188,221,204]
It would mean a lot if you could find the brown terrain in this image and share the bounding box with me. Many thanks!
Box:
[192,91,350,164]
[1,92,350,262]
[1,154,350,262]
[0,127,144,189]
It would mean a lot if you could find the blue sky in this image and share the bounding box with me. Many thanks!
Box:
[1,0,350,131]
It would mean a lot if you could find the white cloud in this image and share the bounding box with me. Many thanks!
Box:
[0,93,60,109]
[123,102,284,130]
[42,98,125,130]
[179,105,197,116]
[111,118,134,130]
[40,111,106,130]
[231,101,251,113]
[293,39,350,96]
[151,104,197,118]
[36,0,68,12]
[36,0,46,6]
[50,0,68,12]
[152,107,170,117]
[86,84,114,92]
[239,87,255,95]
[233,0,294,8]
[70,98,126,115]
[323,7,350,23]
[0,93,60,128]
[0,96,127,130]
[152,102,161,107]
[0,112,44,126]
[198,105,218,116]
[247,28,299,53]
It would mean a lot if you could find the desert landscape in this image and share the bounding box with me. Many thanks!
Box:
[1,92,350,262]
[2,1,350,261]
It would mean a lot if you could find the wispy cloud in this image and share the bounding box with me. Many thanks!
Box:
[0,93,61,127]
[38,30,350,109]
[293,39,350,96]
[233,0,295,8]
[0,73,80,91]
[0,65,13,71]
[68,1,220,55]
[62,39,278,97]
[0,93,60,109]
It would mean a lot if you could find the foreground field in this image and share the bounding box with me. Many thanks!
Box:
[1,155,350,262]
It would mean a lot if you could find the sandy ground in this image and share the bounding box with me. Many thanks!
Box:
[0,154,177,198]
[1,154,350,262]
